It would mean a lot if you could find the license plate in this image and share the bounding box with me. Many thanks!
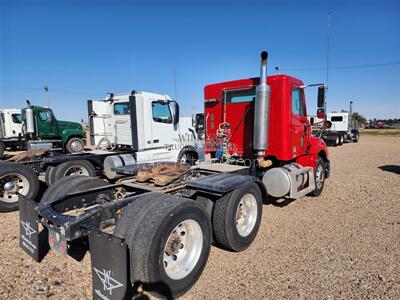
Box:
[48,228,68,256]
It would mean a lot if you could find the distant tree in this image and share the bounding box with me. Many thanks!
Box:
[352,112,368,128]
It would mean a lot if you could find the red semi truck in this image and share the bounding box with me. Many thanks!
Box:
[19,51,329,299]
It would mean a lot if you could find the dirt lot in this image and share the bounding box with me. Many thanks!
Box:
[0,135,399,299]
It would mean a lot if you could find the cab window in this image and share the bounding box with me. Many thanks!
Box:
[12,114,22,124]
[331,116,343,122]
[292,88,305,116]
[38,111,50,122]
[225,87,256,103]
[152,101,172,124]
[114,102,130,115]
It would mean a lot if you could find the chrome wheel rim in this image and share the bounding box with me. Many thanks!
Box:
[63,166,89,177]
[163,219,203,280]
[180,154,188,163]
[0,173,30,203]
[70,140,83,152]
[315,164,325,189]
[235,193,258,237]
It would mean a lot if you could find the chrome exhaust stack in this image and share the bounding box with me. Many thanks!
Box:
[253,51,271,167]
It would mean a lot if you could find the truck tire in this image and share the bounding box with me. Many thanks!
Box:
[44,166,57,186]
[333,135,339,147]
[65,137,84,153]
[212,183,262,252]
[309,157,326,197]
[115,194,212,298]
[41,175,107,204]
[51,160,96,184]
[353,133,359,143]
[338,134,343,145]
[0,141,5,158]
[0,161,39,212]
[178,150,198,166]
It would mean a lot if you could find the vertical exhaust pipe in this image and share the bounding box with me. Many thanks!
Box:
[253,51,271,160]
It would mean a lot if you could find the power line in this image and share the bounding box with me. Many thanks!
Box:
[0,86,99,96]
[285,62,400,72]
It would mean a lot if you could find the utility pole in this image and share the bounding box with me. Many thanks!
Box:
[44,86,49,108]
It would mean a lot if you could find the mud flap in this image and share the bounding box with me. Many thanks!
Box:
[89,230,131,300]
[19,195,50,262]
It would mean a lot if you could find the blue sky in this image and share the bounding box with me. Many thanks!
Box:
[0,0,399,121]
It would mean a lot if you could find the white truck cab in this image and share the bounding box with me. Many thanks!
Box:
[309,110,359,146]
[88,91,202,164]
[0,109,23,139]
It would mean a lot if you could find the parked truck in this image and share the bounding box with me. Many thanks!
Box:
[0,102,86,158]
[0,108,23,156]
[309,101,360,146]
[0,91,201,212]
[19,51,330,299]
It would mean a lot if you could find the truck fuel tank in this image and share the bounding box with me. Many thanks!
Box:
[262,163,315,199]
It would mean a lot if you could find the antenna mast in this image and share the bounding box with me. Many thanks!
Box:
[173,59,178,101]
[326,13,331,89]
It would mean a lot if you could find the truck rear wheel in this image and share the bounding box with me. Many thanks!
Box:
[44,166,56,186]
[178,150,198,166]
[51,160,96,184]
[333,135,339,147]
[115,194,211,298]
[0,162,39,212]
[353,133,359,143]
[212,183,262,252]
[65,137,84,153]
[339,134,344,145]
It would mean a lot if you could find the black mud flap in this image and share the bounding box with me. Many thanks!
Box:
[19,195,50,262]
[89,230,131,300]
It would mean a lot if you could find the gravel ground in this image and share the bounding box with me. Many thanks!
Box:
[0,135,399,299]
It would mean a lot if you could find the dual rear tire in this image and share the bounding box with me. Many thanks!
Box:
[45,160,96,186]
[114,193,212,298]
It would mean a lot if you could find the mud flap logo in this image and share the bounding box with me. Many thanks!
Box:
[20,220,37,254]
[93,267,124,297]
[21,220,36,238]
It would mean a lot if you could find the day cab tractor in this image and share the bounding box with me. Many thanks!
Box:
[0,101,85,157]
[19,51,330,299]
[309,101,360,146]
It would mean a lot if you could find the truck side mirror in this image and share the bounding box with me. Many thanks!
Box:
[172,102,180,125]
[317,86,325,108]
[317,108,326,119]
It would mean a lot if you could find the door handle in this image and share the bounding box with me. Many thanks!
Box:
[153,140,159,143]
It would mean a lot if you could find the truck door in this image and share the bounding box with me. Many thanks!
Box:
[147,100,177,160]
[35,108,58,138]
[291,87,308,157]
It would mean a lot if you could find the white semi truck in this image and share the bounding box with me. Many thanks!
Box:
[0,91,202,212]
[309,102,360,146]
[0,109,23,156]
